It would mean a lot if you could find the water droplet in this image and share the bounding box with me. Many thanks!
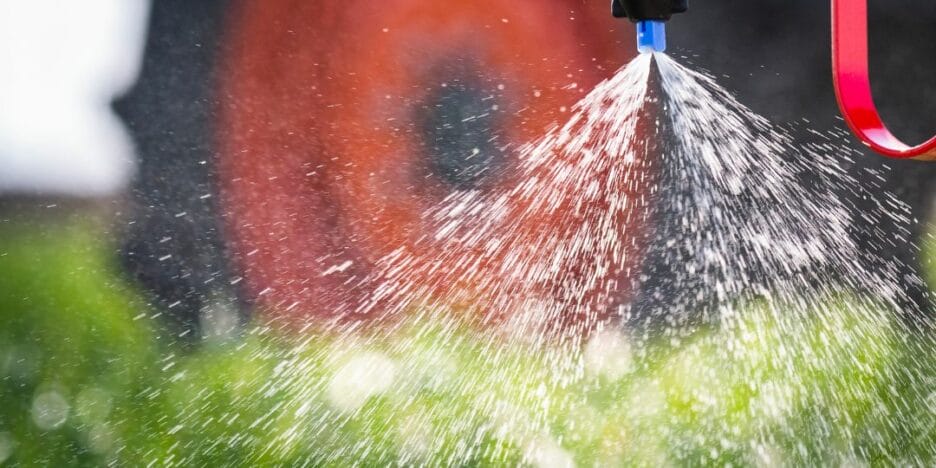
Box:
[327,352,397,413]
[31,390,70,431]
[584,329,633,380]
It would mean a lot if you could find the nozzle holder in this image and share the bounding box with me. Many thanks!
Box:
[613,0,687,22]
[832,0,936,160]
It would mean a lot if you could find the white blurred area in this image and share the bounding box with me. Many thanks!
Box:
[0,0,149,197]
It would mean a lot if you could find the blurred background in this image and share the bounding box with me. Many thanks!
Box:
[0,0,934,464]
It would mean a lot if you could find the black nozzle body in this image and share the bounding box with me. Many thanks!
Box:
[612,0,687,22]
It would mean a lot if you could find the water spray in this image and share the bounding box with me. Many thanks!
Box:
[611,0,687,54]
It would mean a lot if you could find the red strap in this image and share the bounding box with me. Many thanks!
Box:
[832,0,936,161]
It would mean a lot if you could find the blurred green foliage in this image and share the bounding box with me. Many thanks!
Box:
[0,217,157,466]
[1,218,936,466]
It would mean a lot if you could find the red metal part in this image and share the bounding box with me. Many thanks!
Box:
[831,0,936,161]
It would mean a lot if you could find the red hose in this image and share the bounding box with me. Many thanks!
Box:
[832,0,936,161]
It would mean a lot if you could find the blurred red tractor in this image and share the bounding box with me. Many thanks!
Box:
[215,0,643,326]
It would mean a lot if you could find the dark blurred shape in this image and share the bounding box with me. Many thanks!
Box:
[419,72,505,189]
[114,0,244,342]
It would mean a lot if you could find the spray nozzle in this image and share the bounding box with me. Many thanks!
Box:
[636,21,666,54]
[612,0,686,54]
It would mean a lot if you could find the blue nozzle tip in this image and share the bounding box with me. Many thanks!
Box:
[636,20,666,54]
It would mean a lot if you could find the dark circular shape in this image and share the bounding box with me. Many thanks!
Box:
[419,68,505,189]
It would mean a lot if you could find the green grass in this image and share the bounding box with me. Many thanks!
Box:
[1,217,936,466]
[0,217,158,466]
